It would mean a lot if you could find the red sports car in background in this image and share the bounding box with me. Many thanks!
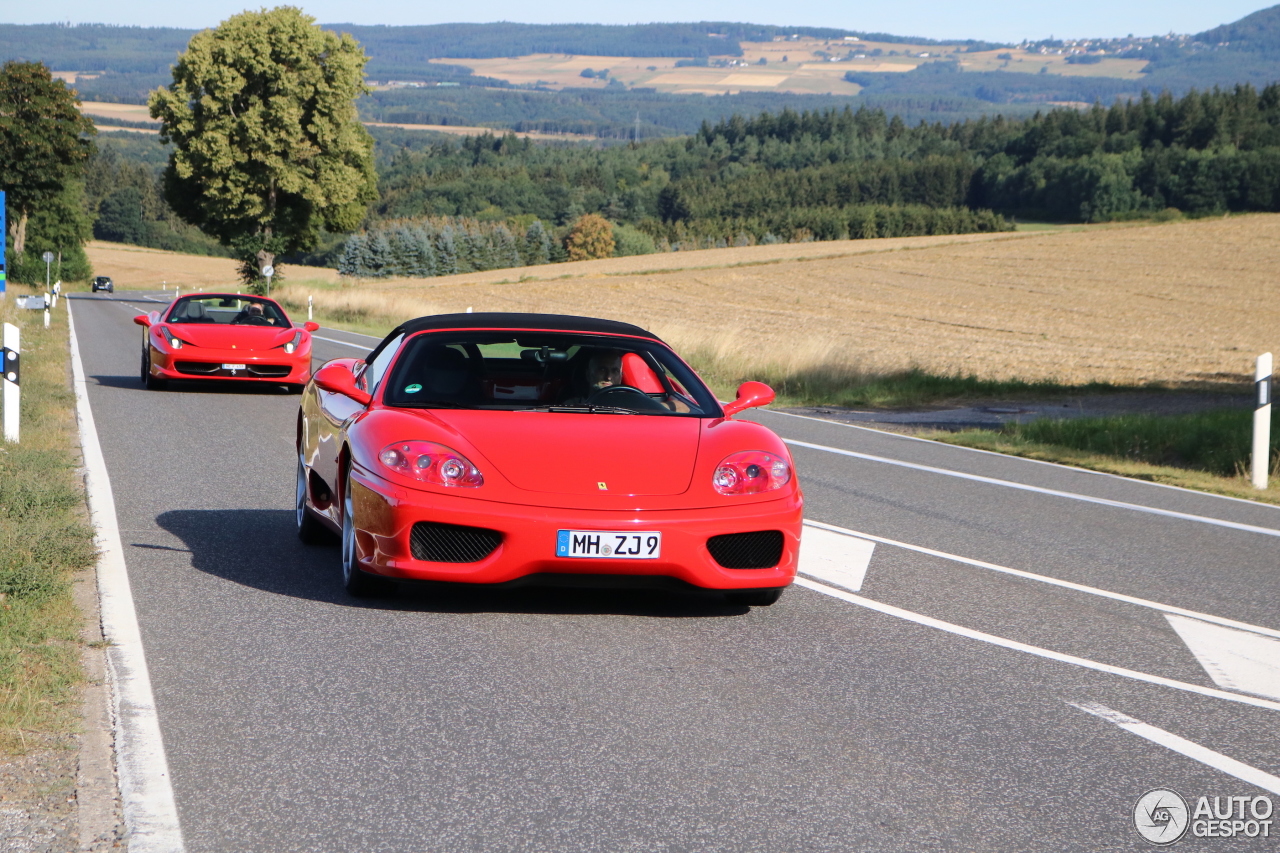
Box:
[134,293,319,391]
[296,313,803,605]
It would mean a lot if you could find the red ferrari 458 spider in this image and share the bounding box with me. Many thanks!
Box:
[134,293,319,391]
[297,313,803,605]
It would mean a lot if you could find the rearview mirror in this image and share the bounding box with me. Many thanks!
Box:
[132,315,151,327]
[303,321,320,332]
[721,381,775,417]
[313,362,372,406]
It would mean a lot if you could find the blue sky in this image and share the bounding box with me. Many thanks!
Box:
[4,1,1271,42]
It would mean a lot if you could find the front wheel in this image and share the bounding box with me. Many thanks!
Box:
[141,347,166,390]
[341,474,393,597]
[725,588,784,607]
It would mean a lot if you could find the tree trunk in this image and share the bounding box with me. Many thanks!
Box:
[13,212,28,256]
[257,223,274,275]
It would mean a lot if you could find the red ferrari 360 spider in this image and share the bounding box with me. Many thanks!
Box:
[134,293,319,391]
[296,313,802,605]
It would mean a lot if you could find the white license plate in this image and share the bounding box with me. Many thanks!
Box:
[222,363,246,370]
[556,530,661,559]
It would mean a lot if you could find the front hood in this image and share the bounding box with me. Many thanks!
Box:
[165,324,295,350]
[432,410,701,497]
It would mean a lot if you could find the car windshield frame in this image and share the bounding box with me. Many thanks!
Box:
[381,330,722,418]
[164,295,290,326]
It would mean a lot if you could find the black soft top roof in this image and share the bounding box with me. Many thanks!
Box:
[395,312,658,339]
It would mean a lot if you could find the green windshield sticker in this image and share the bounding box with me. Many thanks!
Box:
[405,383,423,393]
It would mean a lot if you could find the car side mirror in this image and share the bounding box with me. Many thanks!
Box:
[133,315,151,327]
[313,362,372,406]
[721,381,775,417]
[303,321,320,332]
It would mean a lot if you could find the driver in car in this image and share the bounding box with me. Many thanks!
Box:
[561,349,624,406]
[233,302,272,325]
[586,350,623,393]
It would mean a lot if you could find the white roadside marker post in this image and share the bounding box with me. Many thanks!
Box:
[307,295,313,321]
[1253,352,1273,490]
[2,323,18,443]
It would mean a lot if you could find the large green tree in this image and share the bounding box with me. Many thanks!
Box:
[0,61,96,259]
[149,6,377,288]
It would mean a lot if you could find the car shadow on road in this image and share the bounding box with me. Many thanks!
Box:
[90,374,298,394]
[155,508,751,618]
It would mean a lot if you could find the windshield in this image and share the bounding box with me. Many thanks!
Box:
[382,332,719,416]
[166,296,289,326]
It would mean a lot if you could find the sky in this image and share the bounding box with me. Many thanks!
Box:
[2,0,1272,42]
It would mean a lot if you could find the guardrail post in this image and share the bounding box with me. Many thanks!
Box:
[2,322,18,443]
[1254,352,1273,490]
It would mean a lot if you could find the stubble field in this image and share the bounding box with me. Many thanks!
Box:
[87,215,1280,390]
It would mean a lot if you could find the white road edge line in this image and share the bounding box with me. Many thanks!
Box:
[67,302,186,852]
[785,438,1280,539]
[792,576,1280,713]
[1072,702,1280,795]
[802,519,1280,641]
[764,409,1280,513]
[311,334,372,350]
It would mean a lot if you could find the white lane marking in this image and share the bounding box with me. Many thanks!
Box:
[1072,702,1280,795]
[798,526,875,592]
[311,334,372,350]
[786,439,1280,539]
[793,576,1280,713]
[763,409,1280,514]
[803,519,1280,641]
[67,302,186,852]
[1165,616,1280,702]
[317,328,381,340]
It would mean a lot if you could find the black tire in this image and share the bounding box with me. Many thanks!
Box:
[726,588,785,607]
[341,473,393,597]
[141,347,167,390]
[296,456,331,545]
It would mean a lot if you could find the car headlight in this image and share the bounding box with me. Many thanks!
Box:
[281,330,304,354]
[712,450,791,495]
[159,326,184,349]
[377,441,484,488]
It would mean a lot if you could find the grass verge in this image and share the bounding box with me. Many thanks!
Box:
[928,409,1280,505]
[0,290,98,754]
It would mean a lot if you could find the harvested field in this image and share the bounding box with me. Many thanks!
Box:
[88,216,1280,388]
[84,241,340,290]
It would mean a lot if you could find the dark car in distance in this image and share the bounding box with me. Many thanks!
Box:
[91,276,114,293]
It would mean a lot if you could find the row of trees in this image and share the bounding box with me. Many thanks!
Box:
[367,84,1280,242]
[338,213,647,278]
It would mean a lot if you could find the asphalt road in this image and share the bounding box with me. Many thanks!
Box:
[71,291,1280,852]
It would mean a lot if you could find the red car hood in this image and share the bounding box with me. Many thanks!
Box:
[433,410,701,497]
[166,324,295,349]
